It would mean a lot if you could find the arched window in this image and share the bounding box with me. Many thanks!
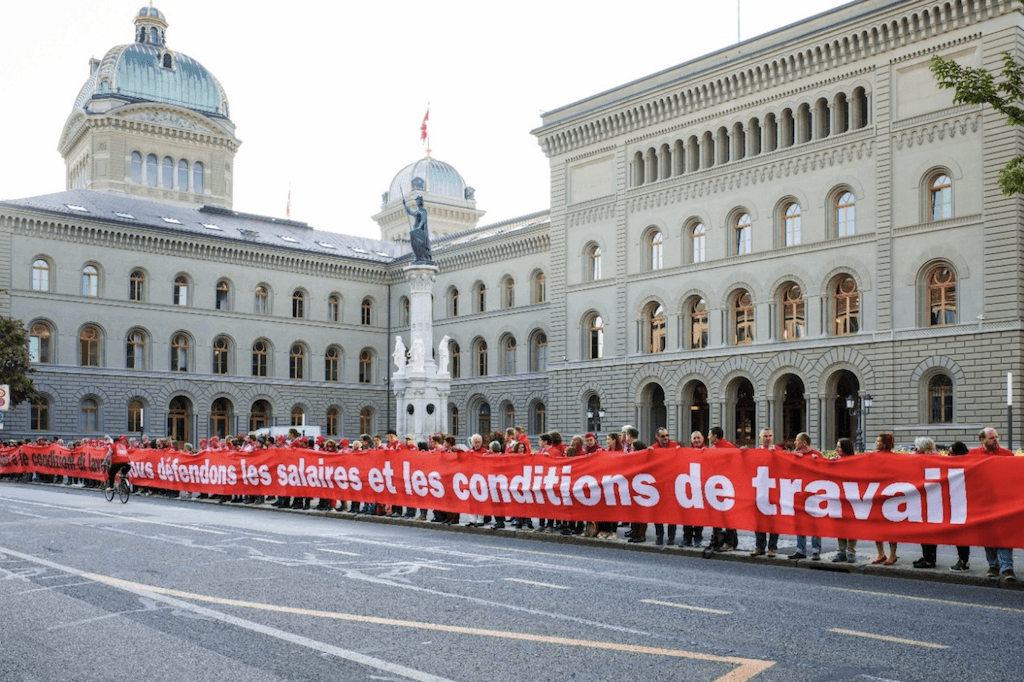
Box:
[503,277,515,309]
[927,265,956,326]
[216,280,230,310]
[81,398,99,432]
[586,394,602,432]
[130,270,145,301]
[647,230,664,271]
[689,298,708,349]
[328,295,340,322]
[358,349,373,384]
[588,314,604,360]
[326,407,339,437]
[163,53,172,69]
[502,402,515,432]
[131,152,143,184]
[252,341,268,377]
[161,156,173,189]
[734,213,752,255]
[360,407,373,434]
[291,406,305,427]
[929,374,954,423]
[449,405,460,436]
[475,340,489,377]
[478,402,492,435]
[173,276,188,306]
[292,290,305,318]
[30,322,52,364]
[193,161,204,194]
[81,265,99,297]
[783,202,801,247]
[210,398,231,439]
[532,401,546,435]
[646,302,666,353]
[533,272,546,304]
[126,330,146,370]
[781,284,804,340]
[733,291,754,345]
[361,298,372,326]
[325,346,340,382]
[146,154,158,186]
[31,260,50,292]
[587,244,602,281]
[213,336,230,375]
[449,288,460,317]
[250,400,270,432]
[476,283,486,313]
[177,159,188,189]
[690,223,706,264]
[929,173,952,221]
[171,334,189,372]
[254,285,268,314]
[450,341,461,379]
[833,276,859,335]
[835,191,855,237]
[80,326,100,366]
[128,399,144,433]
[531,331,548,372]
[289,344,305,379]
[31,397,49,431]
[399,296,410,325]
[502,335,516,375]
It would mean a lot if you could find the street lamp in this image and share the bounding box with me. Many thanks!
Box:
[844,394,873,451]
[587,408,605,431]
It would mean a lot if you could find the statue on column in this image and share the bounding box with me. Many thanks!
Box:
[400,191,433,265]
[410,338,425,370]
[393,336,407,374]
[438,335,450,375]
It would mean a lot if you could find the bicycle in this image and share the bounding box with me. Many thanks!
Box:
[104,468,131,504]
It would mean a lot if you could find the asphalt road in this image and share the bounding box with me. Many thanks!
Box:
[1,482,1021,682]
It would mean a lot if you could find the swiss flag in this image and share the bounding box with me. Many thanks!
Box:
[420,108,429,143]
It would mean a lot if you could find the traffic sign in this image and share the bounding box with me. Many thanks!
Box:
[0,384,7,411]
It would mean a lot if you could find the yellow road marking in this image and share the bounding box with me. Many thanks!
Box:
[504,577,569,589]
[83,572,775,682]
[317,548,361,557]
[828,628,947,649]
[642,599,731,615]
[826,586,1024,615]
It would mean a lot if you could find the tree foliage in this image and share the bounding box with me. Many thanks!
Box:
[0,317,37,408]
[930,7,1024,196]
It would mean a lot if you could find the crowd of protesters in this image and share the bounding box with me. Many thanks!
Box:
[2,423,1016,583]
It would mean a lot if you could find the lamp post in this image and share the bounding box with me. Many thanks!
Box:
[587,408,605,432]
[845,394,872,452]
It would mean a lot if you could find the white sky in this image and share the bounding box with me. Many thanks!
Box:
[1,0,853,239]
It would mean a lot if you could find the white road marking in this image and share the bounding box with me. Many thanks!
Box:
[642,599,731,615]
[828,628,947,649]
[1,547,457,682]
[3,509,46,519]
[318,548,362,557]
[504,578,569,589]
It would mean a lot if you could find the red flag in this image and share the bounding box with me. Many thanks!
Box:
[420,108,429,143]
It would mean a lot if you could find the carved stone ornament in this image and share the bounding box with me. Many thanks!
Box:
[122,110,211,133]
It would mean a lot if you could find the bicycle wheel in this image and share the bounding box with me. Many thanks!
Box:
[118,478,130,504]
[103,483,114,502]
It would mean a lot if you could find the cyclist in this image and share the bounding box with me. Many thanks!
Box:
[104,435,131,492]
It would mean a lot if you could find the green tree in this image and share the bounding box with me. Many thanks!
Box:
[0,317,37,408]
[930,4,1024,195]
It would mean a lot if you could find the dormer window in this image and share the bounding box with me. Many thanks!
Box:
[162,53,172,69]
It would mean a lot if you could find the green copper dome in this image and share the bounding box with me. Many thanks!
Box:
[73,7,230,118]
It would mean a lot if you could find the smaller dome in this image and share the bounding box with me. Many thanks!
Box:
[386,157,474,204]
[138,6,164,20]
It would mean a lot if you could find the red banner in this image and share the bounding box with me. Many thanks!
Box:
[3,445,1022,548]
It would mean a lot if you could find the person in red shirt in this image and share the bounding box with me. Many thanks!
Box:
[750,428,782,557]
[968,427,1016,581]
[581,432,604,455]
[650,428,678,545]
[679,430,707,548]
[705,427,738,550]
[104,436,131,491]
[789,432,823,560]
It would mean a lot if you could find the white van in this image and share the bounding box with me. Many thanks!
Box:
[251,425,322,439]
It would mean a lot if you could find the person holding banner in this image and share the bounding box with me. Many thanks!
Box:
[871,433,900,566]
[751,428,783,557]
[789,432,823,560]
[678,430,707,548]
[708,427,738,551]
[968,428,1016,582]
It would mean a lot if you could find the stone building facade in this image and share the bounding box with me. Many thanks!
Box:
[2,0,1022,449]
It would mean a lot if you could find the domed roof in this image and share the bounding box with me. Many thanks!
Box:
[72,7,229,118]
[387,157,474,203]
